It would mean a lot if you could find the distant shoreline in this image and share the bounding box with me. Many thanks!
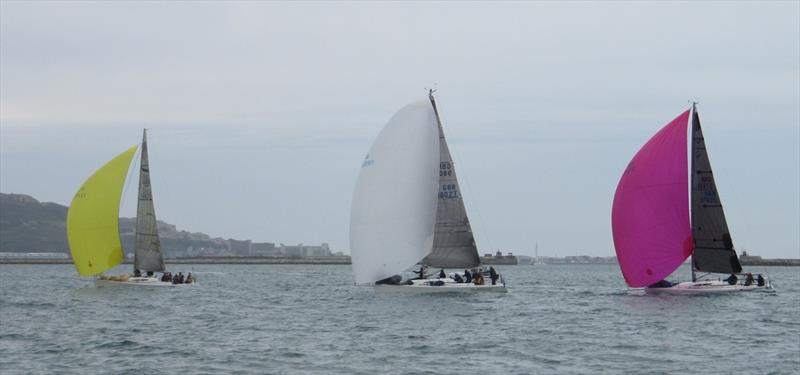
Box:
[2,255,799,266]
[0,256,352,265]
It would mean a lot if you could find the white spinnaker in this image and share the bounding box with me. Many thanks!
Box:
[350,101,440,285]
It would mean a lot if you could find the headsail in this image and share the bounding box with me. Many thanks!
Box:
[612,111,693,287]
[423,92,481,268]
[690,106,742,274]
[134,130,166,273]
[350,101,440,285]
[67,145,138,276]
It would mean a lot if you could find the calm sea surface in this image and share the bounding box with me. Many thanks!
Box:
[1,264,798,374]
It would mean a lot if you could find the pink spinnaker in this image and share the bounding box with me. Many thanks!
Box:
[612,110,693,287]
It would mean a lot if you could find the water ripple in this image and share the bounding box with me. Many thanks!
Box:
[0,264,798,374]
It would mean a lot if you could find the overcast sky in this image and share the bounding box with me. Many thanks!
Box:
[1,1,798,258]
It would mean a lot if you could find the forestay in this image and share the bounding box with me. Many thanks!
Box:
[134,130,166,273]
[422,94,480,269]
[690,107,742,274]
[350,101,440,285]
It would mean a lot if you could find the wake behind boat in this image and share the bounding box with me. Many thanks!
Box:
[67,129,196,287]
[350,90,506,293]
[612,103,771,295]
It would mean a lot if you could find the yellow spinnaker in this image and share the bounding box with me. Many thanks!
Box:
[67,145,138,276]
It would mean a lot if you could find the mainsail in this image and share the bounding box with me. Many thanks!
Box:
[67,145,139,276]
[423,92,481,268]
[133,130,166,273]
[350,101,440,285]
[690,106,742,275]
[612,111,693,287]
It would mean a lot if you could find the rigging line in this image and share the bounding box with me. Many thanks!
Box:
[119,141,142,218]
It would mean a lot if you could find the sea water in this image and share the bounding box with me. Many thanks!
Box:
[1,264,798,374]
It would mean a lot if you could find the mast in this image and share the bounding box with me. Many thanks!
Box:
[422,90,481,269]
[133,129,166,273]
[690,103,697,282]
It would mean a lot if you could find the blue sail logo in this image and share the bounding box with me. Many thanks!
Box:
[361,153,375,168]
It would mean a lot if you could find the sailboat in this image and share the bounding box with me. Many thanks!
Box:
[67,130,186,286]
[532,242,546,266]
[350,90,506,292]
[612,104,770,294]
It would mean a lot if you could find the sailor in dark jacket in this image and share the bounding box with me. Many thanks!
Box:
[412,265,427,280]
[463,269,472,283]
[724,273,738,285]
[489,267,499,285]
[648,280,673,288]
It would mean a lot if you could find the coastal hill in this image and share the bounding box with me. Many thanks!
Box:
[0,193,69,253]
[0,192,227,255]
[0,192,332,258]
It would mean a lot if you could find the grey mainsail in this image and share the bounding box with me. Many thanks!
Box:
[690,106,742,275]
[133,129,166,273]
[422,92,481,269]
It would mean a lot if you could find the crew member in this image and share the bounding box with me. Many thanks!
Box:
[473,271,485,286]
[413,265,427,280]
[744,273,754,286]
[489,267,499,285]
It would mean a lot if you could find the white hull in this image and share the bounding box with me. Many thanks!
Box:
[375,278,507,293]
[645,280,772,295]
[94,276,194,287]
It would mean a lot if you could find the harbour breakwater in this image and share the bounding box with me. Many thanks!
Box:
[740,256,800,267]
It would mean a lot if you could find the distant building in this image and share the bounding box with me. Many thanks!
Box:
[251,242,278,256]
[228,239,252,256]
[481,250,518,265]
[305,243,331,256]
[280,243,304,257]
[278,243,332,257]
